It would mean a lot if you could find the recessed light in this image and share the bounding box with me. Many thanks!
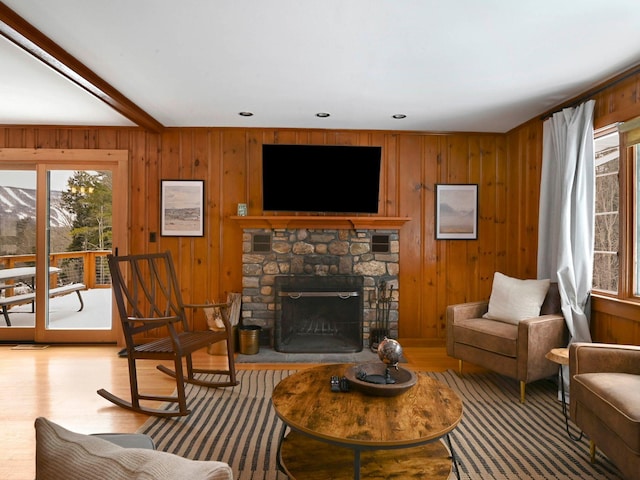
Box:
[392,114,407,119]
[238,111,254,117]
[315,112,331,118]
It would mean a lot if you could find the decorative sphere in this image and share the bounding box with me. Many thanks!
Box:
[377,337,403,367]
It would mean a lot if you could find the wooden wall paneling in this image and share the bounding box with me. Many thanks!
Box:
[177,130,196,303]
[55,128,71,149]
[306,130,326,145]
[34,128,58,148]
[220,130,247,296]
[156,130,182,339]
[69,128,91,149]
[444,135,475,303]
[492,134,508,288]
[96,129,119,149]
[517,123,538,278]
[421,136,442,338]
[396,134,424,338]
[334,131,359,146]
[147,132,161,253]
[590,308,640,345]
[256,129,278,210]
[323,131,338,144]
[245,130,263,215]
[521,126,541,278]
[206,131,225,302]
[6,128,29,148]
[188,130,212,326]
[381,133,397,218]
[477,135,498,299]
[157,129,181,246]
[177,131,196,301]
[505,125,528,277]
[466,136,482,301]
[594,75,640,130]
[127,131,148,256]
[1,127,12,144]
[16,127,31,146]
[607,75,638,121]
[435,136,449,339]
[272,129,298,146]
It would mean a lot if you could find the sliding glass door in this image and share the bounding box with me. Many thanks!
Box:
[0,150,127,343]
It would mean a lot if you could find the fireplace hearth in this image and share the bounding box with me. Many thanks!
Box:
[274,275,363,353]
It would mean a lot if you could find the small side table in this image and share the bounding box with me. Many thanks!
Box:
[545,347,582,441]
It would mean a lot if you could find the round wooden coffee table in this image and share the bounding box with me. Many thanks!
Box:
[271,364,463,480]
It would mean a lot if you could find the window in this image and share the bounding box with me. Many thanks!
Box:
[593,127,619,292]
[594,118,640,300]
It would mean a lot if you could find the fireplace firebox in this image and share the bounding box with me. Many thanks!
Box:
[274,275,363,353]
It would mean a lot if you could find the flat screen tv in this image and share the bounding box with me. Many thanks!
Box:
[262,144,382,214]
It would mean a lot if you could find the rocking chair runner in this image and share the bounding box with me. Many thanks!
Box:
[98,251,238,417]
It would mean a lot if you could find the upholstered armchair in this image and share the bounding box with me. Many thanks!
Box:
[446,273,568,403]
[569,342,640,480]
[35,417,233,480]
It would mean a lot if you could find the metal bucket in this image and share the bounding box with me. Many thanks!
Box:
[239,325,261,355]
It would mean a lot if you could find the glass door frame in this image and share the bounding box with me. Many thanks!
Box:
[0,148,128,343]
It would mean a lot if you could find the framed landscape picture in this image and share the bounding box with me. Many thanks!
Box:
[160,180,204,236]
[435,184,478,240]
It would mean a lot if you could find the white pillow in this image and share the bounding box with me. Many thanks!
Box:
[482,272,550,324]
[35,417,233,480]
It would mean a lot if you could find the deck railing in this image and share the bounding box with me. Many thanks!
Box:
[0,250,111,291]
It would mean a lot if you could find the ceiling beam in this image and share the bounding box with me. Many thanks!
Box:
[0,2,164,133]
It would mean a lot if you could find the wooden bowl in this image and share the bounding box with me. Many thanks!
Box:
[344,362,417,397]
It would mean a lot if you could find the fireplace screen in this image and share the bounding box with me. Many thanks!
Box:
[274,275,363,353]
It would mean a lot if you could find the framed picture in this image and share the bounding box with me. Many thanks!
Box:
[435,184,478,240]
[160,180,204,236]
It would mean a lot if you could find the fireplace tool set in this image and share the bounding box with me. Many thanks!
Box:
[369,280,393,351]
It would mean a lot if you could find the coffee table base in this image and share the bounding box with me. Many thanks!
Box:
[280,431,452,480]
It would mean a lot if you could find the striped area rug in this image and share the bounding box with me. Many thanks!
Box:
[137,369,623,480]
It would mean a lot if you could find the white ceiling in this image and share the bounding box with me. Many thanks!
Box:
[2,0,640,133]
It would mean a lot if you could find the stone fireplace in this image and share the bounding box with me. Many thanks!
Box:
[240,224,401,352]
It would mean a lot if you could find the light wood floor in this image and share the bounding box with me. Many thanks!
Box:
[0,343,483,480]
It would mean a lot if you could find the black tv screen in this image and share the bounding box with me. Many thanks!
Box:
[262,144,382,214]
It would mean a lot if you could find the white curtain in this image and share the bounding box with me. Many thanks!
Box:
[538,100,595,397]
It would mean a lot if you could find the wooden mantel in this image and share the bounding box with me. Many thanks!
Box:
[229,215,411,230]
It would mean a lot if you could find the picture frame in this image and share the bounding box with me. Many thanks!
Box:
[160,180,204,237]
[435,184,478,240]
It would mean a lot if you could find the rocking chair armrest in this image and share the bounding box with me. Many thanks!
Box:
[184,302,229,309]
[125,315,181,326]
[184,302,234,330]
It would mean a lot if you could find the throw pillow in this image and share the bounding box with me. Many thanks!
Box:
[482,272,550,324]
[35,417,233,480]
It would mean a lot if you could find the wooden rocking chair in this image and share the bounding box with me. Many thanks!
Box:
[97,251,238,417]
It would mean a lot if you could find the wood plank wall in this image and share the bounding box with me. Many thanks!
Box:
[1,67,639,345]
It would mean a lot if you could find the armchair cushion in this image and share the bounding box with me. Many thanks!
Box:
[483,272,550,324]
[453,317,518,357]
[570,343,640,479]
[572,372,640,454]
[35,417,233,480]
